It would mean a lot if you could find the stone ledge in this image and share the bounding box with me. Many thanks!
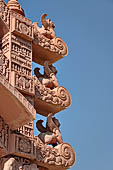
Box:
[0,75,36,130]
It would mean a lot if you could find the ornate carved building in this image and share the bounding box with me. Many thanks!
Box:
[0,0,76,169]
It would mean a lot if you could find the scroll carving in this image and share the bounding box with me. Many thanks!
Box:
[34,62,71,109]
[33,14,68,56]
[8,132,75,169]
[35,115,75,169]
[36,137,76,169]
[34,77,71,108]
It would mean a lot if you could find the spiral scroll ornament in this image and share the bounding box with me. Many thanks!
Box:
[53,37,68,56]
[58,143,76,168]
[57,86,72,107]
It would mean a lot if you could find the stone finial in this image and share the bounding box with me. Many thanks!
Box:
[7,0,25,16]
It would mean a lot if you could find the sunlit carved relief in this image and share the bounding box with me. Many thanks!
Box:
[33,14,68,56]
[34,62,71,109]
[11,35,32,76]
[36,137,75,169]
[0,0,75,170]
[33,14,56,40]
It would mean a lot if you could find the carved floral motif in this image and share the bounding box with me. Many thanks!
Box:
[36,137,75,169]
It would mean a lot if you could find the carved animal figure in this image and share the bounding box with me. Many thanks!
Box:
[36,113,63,146]
[34,61,58,89]
[33,14,56,39]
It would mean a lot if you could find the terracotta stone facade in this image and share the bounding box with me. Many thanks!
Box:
[0,0,76,169]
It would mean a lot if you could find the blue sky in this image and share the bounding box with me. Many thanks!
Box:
[5,0,113,170]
